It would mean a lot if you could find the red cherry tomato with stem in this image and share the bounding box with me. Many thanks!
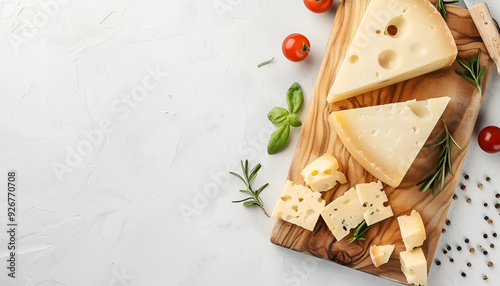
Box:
[303,0,334,14]
[282,33,310,62]
[478,126,500,153]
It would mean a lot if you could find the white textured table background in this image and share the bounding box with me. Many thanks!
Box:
[0,1,499,285]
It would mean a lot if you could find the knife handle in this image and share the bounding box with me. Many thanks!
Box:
[469,3,500,74]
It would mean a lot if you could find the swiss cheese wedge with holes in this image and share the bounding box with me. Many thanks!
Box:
[327,0,457,103]
[329,97,450,188]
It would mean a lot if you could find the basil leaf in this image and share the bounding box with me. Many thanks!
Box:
[286,82,304,114]
[287,113,302,127]
[267,107,289,125]
[267,124,290,154]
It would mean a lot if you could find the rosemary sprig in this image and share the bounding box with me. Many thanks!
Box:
[258,57,275,68]
[347,220,371,242]
[417,120,462,195]
[436,0,459,20]
[230,160,270,217]
[455,49,486,98]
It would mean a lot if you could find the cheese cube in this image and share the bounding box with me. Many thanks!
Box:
[301,154,347,192]
[320,187,365,240]
[356,181,393,226]
[330,97,450,188]
[369,244,395,267]
[272,180,325,231]
[327,0,457,103]
[397,210,426,251]
[400,247,427,286]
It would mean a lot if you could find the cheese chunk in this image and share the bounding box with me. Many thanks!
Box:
[356,181,393,226]
[330,97,450,188]
[370,244,395,267]
[398,210,426,251]
[327,0,457,103]
[320,187,364,240]
[301,154,347,192]
[400,247,427,286]
[272,180,325,231]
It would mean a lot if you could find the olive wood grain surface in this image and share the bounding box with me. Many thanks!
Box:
[270,1,493,284]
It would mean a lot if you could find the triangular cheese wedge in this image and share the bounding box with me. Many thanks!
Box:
[330,97,450,188]
[370,245,395,267]
[327,0,457,103]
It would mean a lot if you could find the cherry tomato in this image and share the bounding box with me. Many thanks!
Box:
[303,0,334,14]
[478,126,500,153]
[282,33,310,62]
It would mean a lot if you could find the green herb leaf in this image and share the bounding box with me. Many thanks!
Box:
[229,172,246,185]
[347,220,371,242]
[239,189,252,195]
[267,124,290,154]
[287,113,302,127]
[243,200,259,207]
[436,0,459,20]
[255,183,269,196]
[268,107,290,125]
[455,49,486,97]
[286,82,304,114]
[230,160,270,217]
[232,197,253,203]
[267,82,304,154]
[257,57,274,68]
[249,163,261,180]
[417,119,462,195]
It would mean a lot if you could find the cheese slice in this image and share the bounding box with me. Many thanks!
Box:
[398,210,426,251]
[370,244,395,267]
[356,181,393,226]
[327,0,457,103]
[301,154,347,192]
[320,187,365,241]
[330,97,450,188]
[272,180,325,231]
[400,247,428,286]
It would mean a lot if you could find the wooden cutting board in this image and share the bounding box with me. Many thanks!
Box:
[270,1,494,284]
